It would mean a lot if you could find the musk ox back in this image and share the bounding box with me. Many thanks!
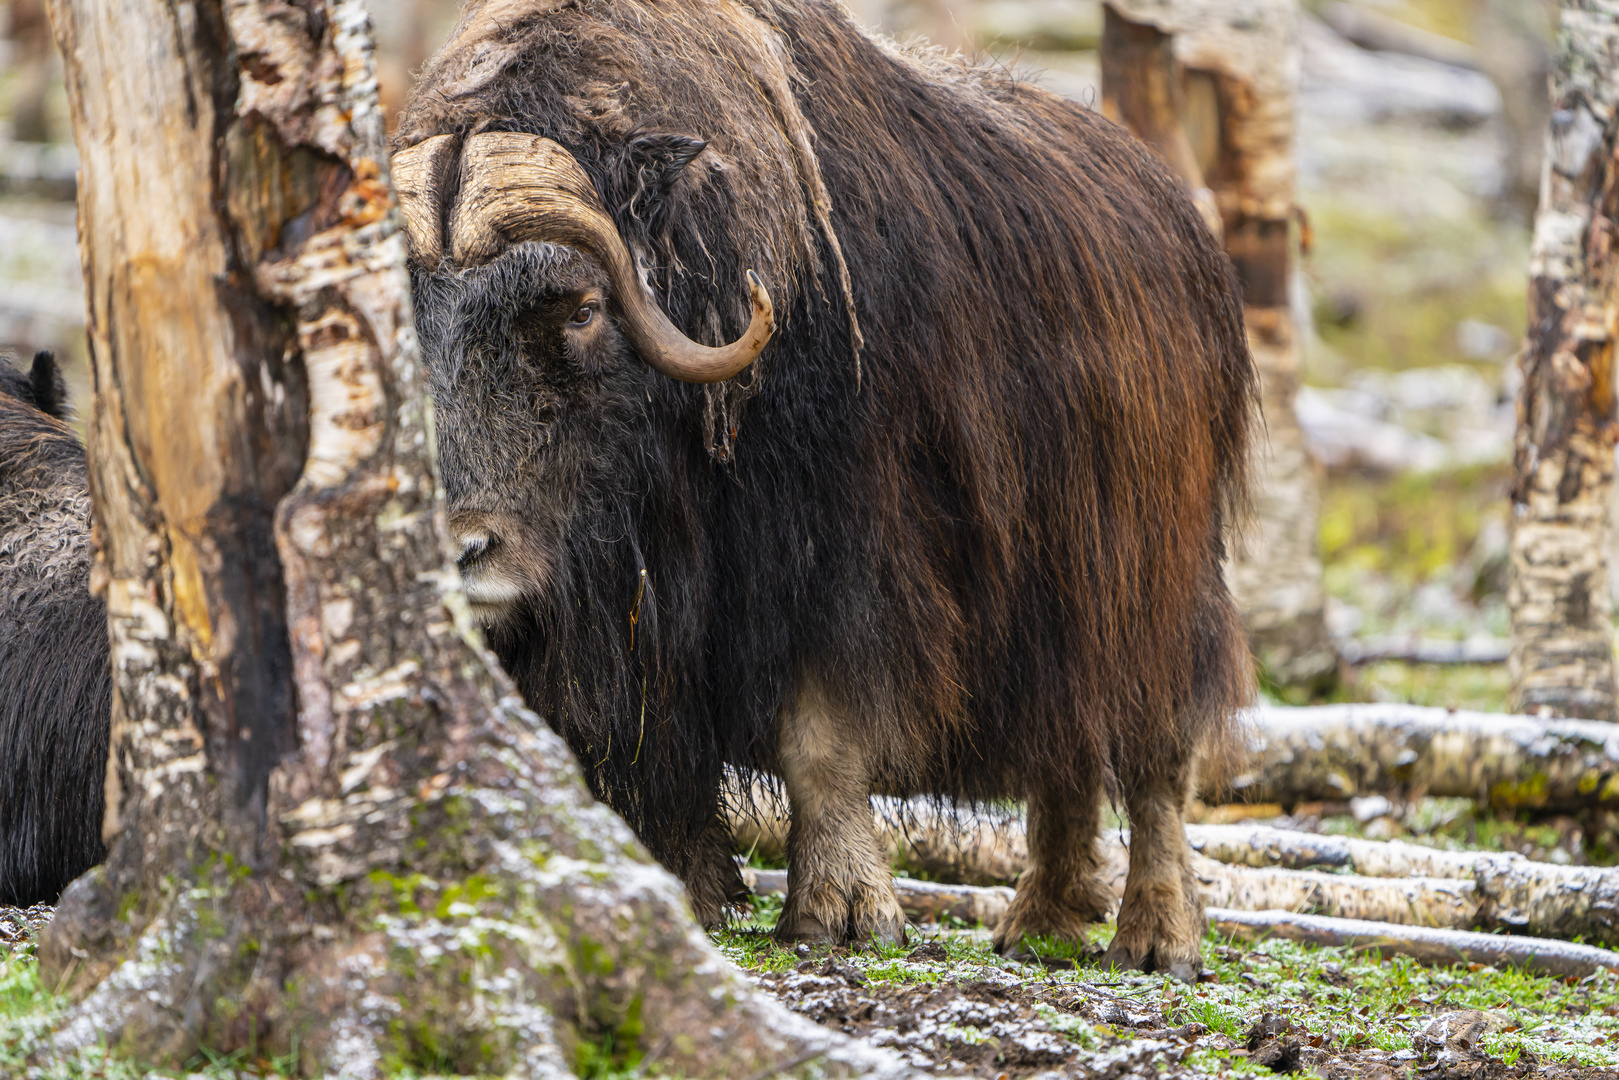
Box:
[398,0,1255,978]
[0,352,110,905]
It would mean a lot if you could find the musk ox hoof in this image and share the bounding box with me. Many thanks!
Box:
[775,880,907,947]
[683,849,750,931]
[1101,918,1203,984]
[990,889,1101,955]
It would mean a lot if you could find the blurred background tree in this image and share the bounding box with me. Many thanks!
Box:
[1101,0,1343,694]
[1505,0,1619,722]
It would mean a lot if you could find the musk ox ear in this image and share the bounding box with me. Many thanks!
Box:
[611,132,709,221]
[0,350,70,420]
[29,351,69,420]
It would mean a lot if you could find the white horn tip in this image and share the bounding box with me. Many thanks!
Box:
[745,269,775,333]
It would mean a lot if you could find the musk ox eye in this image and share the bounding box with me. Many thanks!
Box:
[569,303,596,327]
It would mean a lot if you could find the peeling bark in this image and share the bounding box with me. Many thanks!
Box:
[1509,0,1619,722]
[1102,0,1336,688]
[1192,824,1619,945]
[38,1,919,1075]
[1190,862,1481,930]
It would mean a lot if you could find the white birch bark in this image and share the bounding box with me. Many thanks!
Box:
[1509,0,1619,722]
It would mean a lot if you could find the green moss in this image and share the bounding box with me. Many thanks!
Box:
[366,869,437,917]
[575,997,645,1079]
[1489,772,1550,811]
[382,1016,502,1077]
[434,874,498,919]
[574,935,616,978]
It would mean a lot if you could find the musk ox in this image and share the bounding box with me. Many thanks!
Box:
[395,0,1255,977]
[0,351,110,905]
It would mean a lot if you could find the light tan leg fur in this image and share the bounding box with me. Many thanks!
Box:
[1101,767,1205,983]
[774,679,906,946]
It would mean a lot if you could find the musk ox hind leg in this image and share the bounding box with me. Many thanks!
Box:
[1101,753,1206,984]
[774,679,906,946]
[991,779,1114,955]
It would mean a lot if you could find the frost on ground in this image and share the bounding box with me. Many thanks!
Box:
[720,911,1619,1080]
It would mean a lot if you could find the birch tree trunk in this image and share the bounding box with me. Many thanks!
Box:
[38,1,912,1075]
[1102,0,1338,690]
[1509,0,1619,722]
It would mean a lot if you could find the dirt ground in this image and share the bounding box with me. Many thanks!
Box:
[722,919,1619,1080]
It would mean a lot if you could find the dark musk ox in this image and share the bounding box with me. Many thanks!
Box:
[395,0,1256,977]
[0,352,110,905]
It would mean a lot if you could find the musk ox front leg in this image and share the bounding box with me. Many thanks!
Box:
[774,680,906,946]
[658,808,750,930]
[1102,761,1205,983]
[991,780,1114,954]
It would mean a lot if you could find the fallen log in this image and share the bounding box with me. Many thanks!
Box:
[728,782,1619,943]
[742,867,1015,929]
[1189,823,1483,875]
[1316,2,1484,72]
[1207,908,1619,979]
[1238,704,1619,811]
[1336,636,1510,666]
[1189,824,1619,944]
[1190,861,1478,928]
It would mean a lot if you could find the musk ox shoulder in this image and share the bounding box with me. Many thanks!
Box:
[397,0,1256,978]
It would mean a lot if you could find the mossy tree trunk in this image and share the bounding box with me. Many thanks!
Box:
[1508,0,1619,723]
[1102,0,1338,690]
[38,0,911,1075]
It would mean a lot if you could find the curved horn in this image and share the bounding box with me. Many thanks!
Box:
[449,131,773,384]
[392,133,459,264]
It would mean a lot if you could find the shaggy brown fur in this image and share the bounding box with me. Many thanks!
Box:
[0,353,110,904]
[400,0,1255,977]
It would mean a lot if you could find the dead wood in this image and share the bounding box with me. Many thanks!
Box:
[1316,2,1484,70]
[1508,0,1619,721]
[1337,636,1511,666]
[1237,703,1619,810]
[729,775,1619,944]
[1208,908,1619,979]
[744,868,1016,929]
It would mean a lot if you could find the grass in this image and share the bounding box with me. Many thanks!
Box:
[713,918,1619,1072]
